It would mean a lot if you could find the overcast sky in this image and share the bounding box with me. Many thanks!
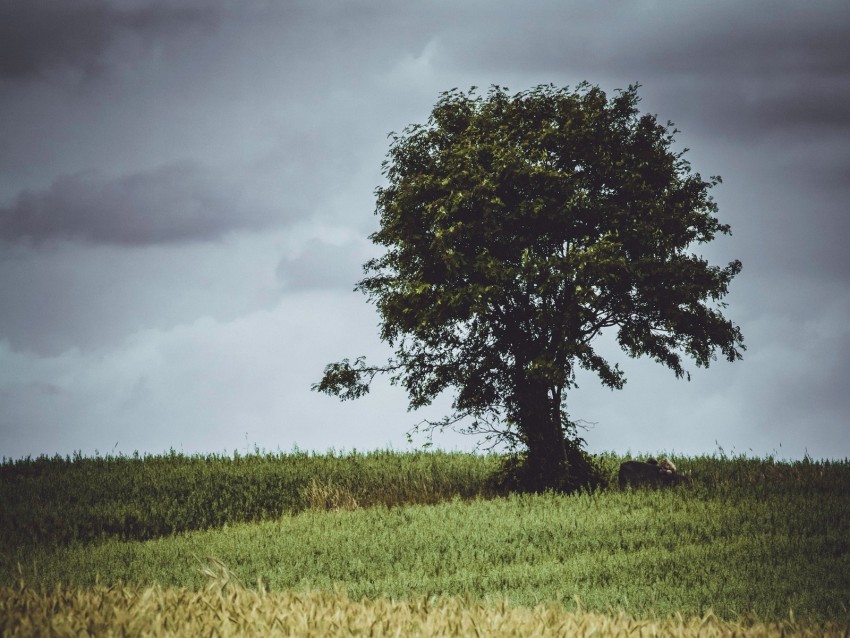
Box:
[1,0,848,462]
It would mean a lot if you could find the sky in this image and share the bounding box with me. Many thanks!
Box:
[1,0,848,462]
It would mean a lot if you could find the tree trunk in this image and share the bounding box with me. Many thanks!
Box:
[516,381,568,491]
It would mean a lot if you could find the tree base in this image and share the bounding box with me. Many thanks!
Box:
[490,438,608,494]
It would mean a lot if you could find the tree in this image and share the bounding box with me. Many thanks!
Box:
[313,83,745,491]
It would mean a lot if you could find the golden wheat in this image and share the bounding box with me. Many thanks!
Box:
[2,565,845,638]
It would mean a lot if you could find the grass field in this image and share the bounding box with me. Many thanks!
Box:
[2,450,849,636]
[0,449,499,547]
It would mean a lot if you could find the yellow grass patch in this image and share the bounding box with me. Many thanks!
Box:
[2,579,844,637]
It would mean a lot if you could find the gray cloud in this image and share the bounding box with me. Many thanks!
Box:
[669,27,850,140]
[0,162,283,245]
[277,237,376,292]
[0,233,286,356]
[638,2,850,78]
[1,0,848,459]
[0,0,216,82]
[430,1,850,140]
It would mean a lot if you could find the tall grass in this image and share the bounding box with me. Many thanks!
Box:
[0,449,499,548]
[7,448,845,550]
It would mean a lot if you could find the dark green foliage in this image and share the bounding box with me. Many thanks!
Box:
[315,84,745,490]
[0,450,498,549]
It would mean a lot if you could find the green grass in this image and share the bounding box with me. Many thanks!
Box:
[3,451,849,624]
[0,448,499,547]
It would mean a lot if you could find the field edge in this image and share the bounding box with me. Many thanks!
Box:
[3,577,846,638]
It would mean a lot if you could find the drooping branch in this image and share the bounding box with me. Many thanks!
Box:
[311,357,400,401]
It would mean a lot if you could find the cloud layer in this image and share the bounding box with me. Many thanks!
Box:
[0,0,216,82]
[0,162,284,245]
[1,0,848,461]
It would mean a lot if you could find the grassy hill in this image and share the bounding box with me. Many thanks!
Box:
[2,450,849,635]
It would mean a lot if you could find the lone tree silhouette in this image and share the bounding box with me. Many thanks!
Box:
[314,83,744,491]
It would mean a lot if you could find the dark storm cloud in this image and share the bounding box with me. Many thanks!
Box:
[637,2,850,78]
[0,162,280,245]
[432,1,850,138]
[0,0,216,81]
[641,9,850,141]
[0,0,439,85]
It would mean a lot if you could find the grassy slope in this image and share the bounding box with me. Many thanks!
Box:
[5,454,849,624]
[0,449,499,547]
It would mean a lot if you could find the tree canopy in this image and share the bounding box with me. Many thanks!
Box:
[314,83,744,490]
